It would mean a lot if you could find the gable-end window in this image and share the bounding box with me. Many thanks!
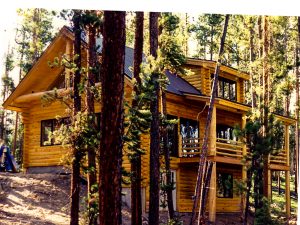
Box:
[41,117,70,146]
[217,77,236,101]
[217,173,233,198]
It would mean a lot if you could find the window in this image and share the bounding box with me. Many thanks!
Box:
[166,115,178,157]
[180,118,199,139]
[216,76,236,101]
[180,118,199,156]
[217,124,237,141]
[41,117,70,146]
[217,173,233,198]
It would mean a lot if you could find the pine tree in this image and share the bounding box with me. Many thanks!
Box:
[99,11,126,225]
[70,10,83,225]
[81,10,102,225]
[0,48,15,142]
[130,11,144,225]
[13,8,55,160]
[148,11,160,225]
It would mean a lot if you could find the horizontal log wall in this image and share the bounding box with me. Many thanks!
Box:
[176,163,242,213]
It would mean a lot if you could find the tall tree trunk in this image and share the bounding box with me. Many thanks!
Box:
[148,12,160,225]
[248,17,256,109]
[70,10,82,225]
[131,11,144,225]
[278,171,281,194]
[86,12,97,225]
[99,11,126,225]
[243,157,254,225]
[190,15,230,225]
[294,16,300,195]
[262,15,270,203]
[161,91,175,220]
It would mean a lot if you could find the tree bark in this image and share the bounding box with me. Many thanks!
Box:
[131,11,144,225]
[190,15,230,225]
[70,10,82,225]
[161,91,175,220]
[294,16,300,195]
[99,11,126,225]
[86,12,97,225]
[148,12,160,225]
[262,15,270,201]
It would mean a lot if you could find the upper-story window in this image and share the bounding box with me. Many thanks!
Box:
[217,124,237,141]
[217,77,236,101]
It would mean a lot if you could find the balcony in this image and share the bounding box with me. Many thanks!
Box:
[178,137,288,166]
[270,149,288,166]
[179,137,243,160]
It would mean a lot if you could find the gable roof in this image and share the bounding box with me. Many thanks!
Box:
[165,70,201,96]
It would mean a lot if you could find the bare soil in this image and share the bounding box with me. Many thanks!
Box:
[0,172,296,225]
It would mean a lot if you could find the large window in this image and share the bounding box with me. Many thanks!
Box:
[217,124,237,141]
[217,173,233,198]
[217,77,236,101]
[180,117,199,156]
[41,117,70,146]
[167,115,179,157]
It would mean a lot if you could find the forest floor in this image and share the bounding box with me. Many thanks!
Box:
[0,172,297,225]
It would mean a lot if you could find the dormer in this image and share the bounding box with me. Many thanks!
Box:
[182,58,250,104]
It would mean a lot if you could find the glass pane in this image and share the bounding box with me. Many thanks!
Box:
[218,80,223,98]
[217,173,233,198]
[41,120,53,146]
[229,83,236,101]
[180,118,199,139]
[223,82,229,99]
[167,115,178,157]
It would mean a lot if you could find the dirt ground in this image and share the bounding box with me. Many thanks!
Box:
[0,172,296,225]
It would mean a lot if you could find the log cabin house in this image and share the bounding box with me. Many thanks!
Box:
[3,26,294,222]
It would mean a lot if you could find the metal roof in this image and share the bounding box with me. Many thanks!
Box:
[165,70,202,96]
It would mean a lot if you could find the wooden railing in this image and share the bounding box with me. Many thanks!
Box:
[270,149,287,165]
[179,137,244,159]
[179,137,202,157]
[179,137,287,165]
[215,138,243,159]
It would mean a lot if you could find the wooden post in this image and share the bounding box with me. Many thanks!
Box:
[285,170,291,218]
[65,40,73,88]
[241,114,247,212]
[209,106,216,156]
[285,124,291,217]
[208,162,217,223]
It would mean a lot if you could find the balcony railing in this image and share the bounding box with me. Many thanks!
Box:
[178,137,288,165]
[180,137,202,157]
[215,138,243,159]
[179,137,244,159]
[270,149,287,165]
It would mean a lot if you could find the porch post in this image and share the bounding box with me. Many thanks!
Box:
[208,161,216,223]
[209,106,216,156]
[285,124,290,218]
[241,114,247,213]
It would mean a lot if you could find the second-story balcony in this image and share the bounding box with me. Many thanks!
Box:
[177,136,288,166]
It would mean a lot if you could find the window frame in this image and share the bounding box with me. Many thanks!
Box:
[216,172,234,198]
[215,76,237,101]
[40,117,70,147]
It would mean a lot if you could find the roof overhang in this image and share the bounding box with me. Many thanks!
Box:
[183,94,251,114]
[186,58,250,81]
[3,26,73,111]
[274,114,296,125]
